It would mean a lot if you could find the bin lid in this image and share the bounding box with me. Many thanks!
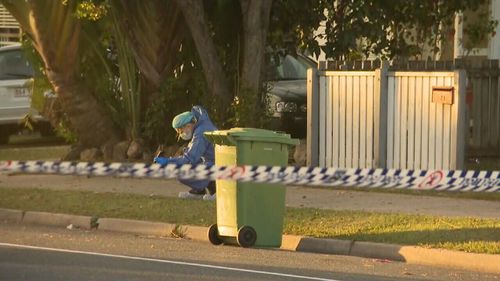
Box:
[204,127,299,146]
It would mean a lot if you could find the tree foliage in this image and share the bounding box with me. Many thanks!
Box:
[270,0,497,60]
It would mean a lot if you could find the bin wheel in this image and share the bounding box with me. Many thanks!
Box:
[237,225,257,248]
[208,224,223,245]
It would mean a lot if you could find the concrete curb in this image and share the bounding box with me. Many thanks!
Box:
[95,218,208,241]
[23,211,94,229]
[294,236,353,256]
[398,246,500,274]
[282,237,500,274]
[97,218,175,237]
[2,209,499,274]
[0,208,24,223]
[184,225,210,241]
[350,241,406,261]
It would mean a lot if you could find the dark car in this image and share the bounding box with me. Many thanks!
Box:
[266,53,316,138]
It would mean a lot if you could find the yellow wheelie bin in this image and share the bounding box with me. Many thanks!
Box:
[204,128,298,247]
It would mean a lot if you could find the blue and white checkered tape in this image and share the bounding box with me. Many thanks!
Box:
[0,160,499,192]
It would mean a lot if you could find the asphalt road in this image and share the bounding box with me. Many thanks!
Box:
[0,223,497,281]
[1,244,338,281]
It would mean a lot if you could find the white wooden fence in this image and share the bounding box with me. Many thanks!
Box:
[307,63,467,170]
[317,71,379,168]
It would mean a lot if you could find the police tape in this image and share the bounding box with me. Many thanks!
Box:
[0,160,499,192]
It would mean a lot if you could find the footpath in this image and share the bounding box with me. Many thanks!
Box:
[0,173,499,274]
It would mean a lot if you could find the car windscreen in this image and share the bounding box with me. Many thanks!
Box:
[267,54,309,81]
[0,49,34,80]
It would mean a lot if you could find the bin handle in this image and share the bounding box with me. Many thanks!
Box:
[203,131,237,146]
[225,135,237,145]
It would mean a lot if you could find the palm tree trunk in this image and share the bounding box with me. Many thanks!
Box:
[46,71,122,148]
[239,0,273,127]
[174,0,233,122]
[239,0,272,93]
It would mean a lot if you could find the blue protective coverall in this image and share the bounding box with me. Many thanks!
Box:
[165,106,217,191]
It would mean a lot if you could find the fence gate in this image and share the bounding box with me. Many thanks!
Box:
[314,71,382,168]
[386,72,466,170]
[307,63,466,170]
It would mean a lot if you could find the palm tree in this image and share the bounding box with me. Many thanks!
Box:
[1,0,122,149]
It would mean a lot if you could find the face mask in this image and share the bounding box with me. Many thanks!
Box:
[180,129,193,140]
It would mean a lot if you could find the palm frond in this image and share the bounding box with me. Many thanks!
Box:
[111,0,186,89]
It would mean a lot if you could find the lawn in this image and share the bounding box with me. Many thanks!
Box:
[0,187,498,255]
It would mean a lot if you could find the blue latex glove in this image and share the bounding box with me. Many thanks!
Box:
[154,156,169,166]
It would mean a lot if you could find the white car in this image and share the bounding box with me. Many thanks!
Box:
[0,44,52,144]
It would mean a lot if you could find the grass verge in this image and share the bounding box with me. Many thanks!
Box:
[0,145,69,161]
[0,187,498,254]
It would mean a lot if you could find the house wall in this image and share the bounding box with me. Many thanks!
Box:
[0,4,21,46]
[489,0,500,59]
[454,0,500,59]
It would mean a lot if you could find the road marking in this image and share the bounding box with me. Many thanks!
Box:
[0,242,341,281]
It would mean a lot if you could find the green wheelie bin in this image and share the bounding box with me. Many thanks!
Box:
[204,128,298,248]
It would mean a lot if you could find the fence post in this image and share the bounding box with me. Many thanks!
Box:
[490,60,500,152]
[452,69,467,169]
[374,61,388,168]
[307,67,319,166]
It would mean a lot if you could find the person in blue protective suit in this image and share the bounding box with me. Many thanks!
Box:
[154,105,217,200]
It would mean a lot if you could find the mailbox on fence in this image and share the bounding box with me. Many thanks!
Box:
[432,86,454,105]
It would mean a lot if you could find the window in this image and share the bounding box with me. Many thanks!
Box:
[268,54,310,81]
[0,50,33,80]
